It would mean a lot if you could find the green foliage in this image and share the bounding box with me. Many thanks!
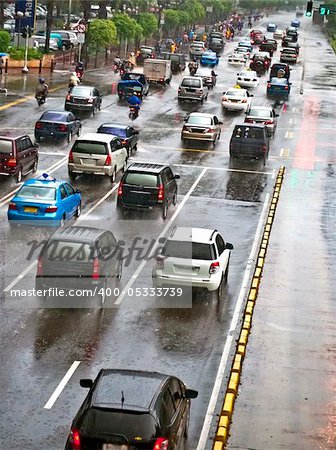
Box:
[112,13,137,41]
[184,0,206,23]
[136,12,158,38]
[178,11,192,27]
[163,9,180,31]
[8,47,43,60]
[0,30,10,53]
[88,19,117,48]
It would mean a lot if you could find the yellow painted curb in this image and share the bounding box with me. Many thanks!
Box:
[214,441,224,450]
[228,372,240,394]
[232,354,243,374]
[222,393,235,416]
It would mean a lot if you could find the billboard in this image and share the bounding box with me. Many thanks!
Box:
[15,0,37,33]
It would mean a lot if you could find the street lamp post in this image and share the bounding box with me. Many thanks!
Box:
[15,10,30,49]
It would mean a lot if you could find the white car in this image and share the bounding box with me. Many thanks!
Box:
[228,52,246,66]
[273,29,285,39]
[221,86,253,112]
[239,36,251,44]
[234,46,251,60]
[31,35,59,51]
[236,70,259,88]
[153,227,234,294]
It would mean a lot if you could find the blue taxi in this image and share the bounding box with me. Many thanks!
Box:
[200,51,219,67]
[266,77,292,99]
[8,173,81,227]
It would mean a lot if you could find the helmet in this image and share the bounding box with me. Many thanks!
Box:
[39,77,45,83]
[130,52,134,56]
[72,72,76,76]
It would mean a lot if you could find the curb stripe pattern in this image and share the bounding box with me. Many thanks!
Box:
[212,165,286,449]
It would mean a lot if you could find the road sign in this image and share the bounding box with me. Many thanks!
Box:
[77,23,86,33]
[77,33,85,44]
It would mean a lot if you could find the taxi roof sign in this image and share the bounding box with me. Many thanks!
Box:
[38,173,56,181]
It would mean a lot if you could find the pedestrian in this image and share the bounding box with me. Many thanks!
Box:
[171,42,176,54]
[188,30,194,42]
[0,57,3,76]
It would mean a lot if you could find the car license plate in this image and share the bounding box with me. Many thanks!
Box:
[24,207,38,213]
[102,445,128,450]
[82,158,95,165]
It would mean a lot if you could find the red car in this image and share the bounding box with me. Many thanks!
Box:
[250,30,264,45]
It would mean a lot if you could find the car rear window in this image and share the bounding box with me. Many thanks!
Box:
[226,89,245,97]
[124,172,158,187]
[72,141,108,155]
[17,186,56,200]
[98,127,127,138]
[141,47,153,53]
[187,116,212,125]
[45,241,93,262]
[248,108,271,118]
[181,78,201,88]
[41,112,67,122]
[0,139,13,154]
[170,54,182,62]
[71,86,92,96]
[233,126,265,140]
[162,240,215,260]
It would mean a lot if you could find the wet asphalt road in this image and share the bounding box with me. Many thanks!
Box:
[0,11,335,450]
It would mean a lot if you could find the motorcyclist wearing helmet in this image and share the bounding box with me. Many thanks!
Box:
[114,55,122,67]
[69,71,80,89]
[127,91,142,113]
[75,61,84,74]
[35,77,48,100]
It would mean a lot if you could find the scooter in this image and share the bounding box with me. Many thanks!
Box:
[36,95,46,106]
[75,70,83,82]
[128,106,139,121]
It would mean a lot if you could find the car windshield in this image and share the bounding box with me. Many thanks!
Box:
[140,48,153,54]
[71,86,92,96]
[233,127,265,139]
[99,127,127,137]
[124,173,158,187]
[187,116,212,125]
[41,112,68,122]
[125,74,146,83]
[45,241,93,262]
[17,186,56,200]
[248,108,271,118]
[283,48,296,54]
[162,240,214,260]
[181,78,201,88]
[226,90,245,97]
[0,139,13,154]
[270,78,287,85]
[72,141,108,155]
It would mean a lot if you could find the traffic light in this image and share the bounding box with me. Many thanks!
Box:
[21,26,33,38]
[306,0,313,16]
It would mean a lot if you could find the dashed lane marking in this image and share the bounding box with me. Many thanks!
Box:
[44,361,81,409]
[285,131,294,139]
[279,148,290,157]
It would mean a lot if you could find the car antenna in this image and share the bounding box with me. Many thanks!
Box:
[121,390,125,408]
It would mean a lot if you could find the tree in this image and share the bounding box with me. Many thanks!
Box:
[163,9,180,33]
[88,19,117,66]
[136,12,158,39]
[184,0,205,24]
[112,13,137,55]
[177,11,192,30]
[0,0,5,29]
[0,30,10,53]
[133,22,143,51]
[44,0,54,54]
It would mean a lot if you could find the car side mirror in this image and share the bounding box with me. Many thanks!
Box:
[226,242,234,250]
[289,82,292,85]
[174,174,180,179]
[249,93,254,97]
[185,389,198,399]
[75,189,81,194]
[218,121,223,125]
[34,142,39,148]
[80,379,93,388]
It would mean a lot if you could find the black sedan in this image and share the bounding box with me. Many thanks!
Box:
[65,85,102,116]
[64,369,198,450]
[34,110,81,143]
[97,123,139,156]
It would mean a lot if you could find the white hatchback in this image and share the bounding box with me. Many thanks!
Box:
[153,227,233,294]
[228,52,246,66]
[221,86,253,112]
[236,70,259,88]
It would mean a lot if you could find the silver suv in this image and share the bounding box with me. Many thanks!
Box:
[178,76,208,103]
[153,227,233,296]
[68,133,128,182]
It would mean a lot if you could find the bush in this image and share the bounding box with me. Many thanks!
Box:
[8,47,43,60]
[0,30,10,53]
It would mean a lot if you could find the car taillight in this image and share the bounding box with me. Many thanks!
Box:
[46,206,58,213]
[267,83,271,88]
[222,97,228,101]
[70,429,81,449]
[66,94,71,101]
[36,255,43,276]
[105,154,112,165]
[284,85,288,90]
[209,261,220,274]
[35,122,43,129]
[87,97,94,103]
[58,124,67,132]
[199,90,203,94]
[158,184,164,202]
[156,255,164,270]
[68,150,74,163]
[265,120,274,124]
[244,118,253,123]
[242,99,247,103]
[153,437,169,450]
[118,181,123,196]
[205,128,216,133]
[7,158,17,167]
[8,202,17,210]
[121,139,127,145]
[92,256,99,279]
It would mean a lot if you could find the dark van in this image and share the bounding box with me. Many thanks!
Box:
[162,52,186,72]
[229,124,270,165]
[0,134,39,183]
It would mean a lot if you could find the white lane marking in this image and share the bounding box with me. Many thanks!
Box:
[285,131,289,138]
[292,107,296,112]
[271,169,276,179]
[114,168,207,305]
[4,182,119,292]
[44,361,81,409]
[0,156,68,208]
[39,151,67,156]
[196,193,271,450]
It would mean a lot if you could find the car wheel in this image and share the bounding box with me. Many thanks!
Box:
[92,106,96,116]
[133,143,138,152]
[263,153,267,167]
[98,101,102,111]
[75,202,81,218]
[68,171,76,182]
[216,275,224,299]
[162,202,168,220]
[212,137,216,147]
[173,190,177,205]
[35,136,40,143]
[122,161,127,173]
[223,261,229,284]
[15,168,22,183]
[32,160,38,173]
[67,131,72,143]
[77,126,82,137]
[118,94,122,100]
[110,167,117,183]
[59,215,65,227]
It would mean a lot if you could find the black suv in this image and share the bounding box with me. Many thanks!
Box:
[117,163,180,219]
[97,123,139,157]
[65,85,102,116]
[35,226,122,305]
[64,369,198,450]
[229,124,270,165]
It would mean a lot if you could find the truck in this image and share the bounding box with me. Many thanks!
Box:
[143,59,172,85]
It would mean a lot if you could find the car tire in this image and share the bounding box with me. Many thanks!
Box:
[110,167,117,183]
[77,126,82,137]
[92,106,96,116]
[122,161,127,173]
[173,190,177,205]
[75,202,81,218]
[64,105,69,111]
[68,171,76,182]
[133,143,138,152]
[213,137,216,147]
[32,160,38,173]
[15,168,22,183]
[216,275,224,299]
[162,202,168,220]
[98,102,102,111]
[67,131,72,143]
[223,261,229,284]
[35,136,40,143]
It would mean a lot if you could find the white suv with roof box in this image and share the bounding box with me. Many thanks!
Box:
[153,227,233,295]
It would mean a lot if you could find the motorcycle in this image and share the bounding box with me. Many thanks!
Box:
[189,66,197,76]
[129,106,139,121]
[75,70,83,82]
[36,95,46,107]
